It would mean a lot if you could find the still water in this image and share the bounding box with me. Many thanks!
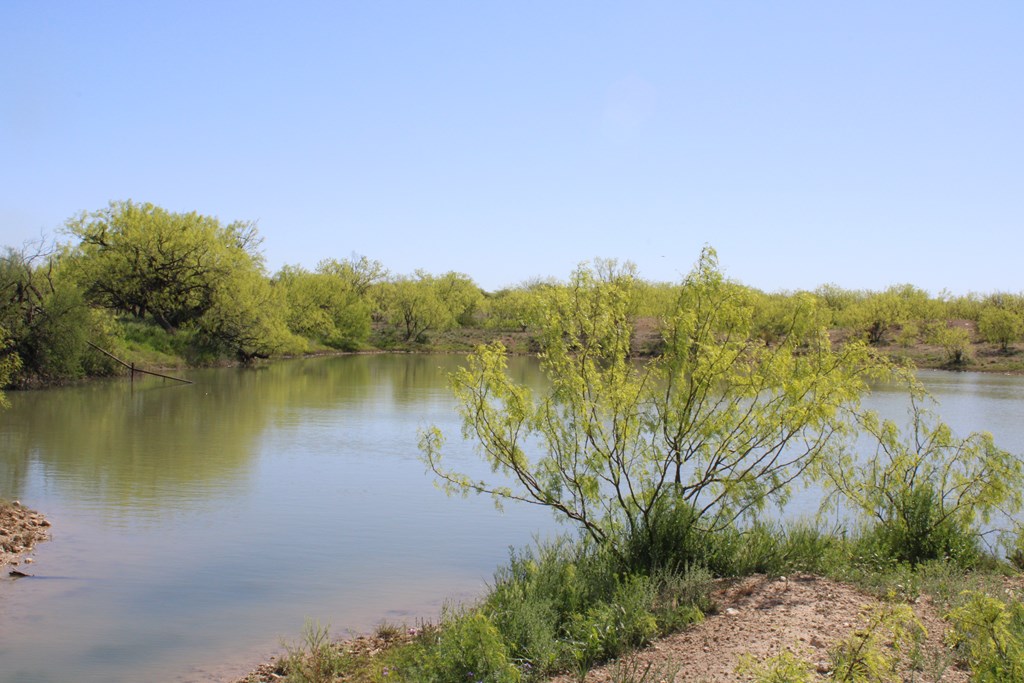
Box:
[0,356,1022,682]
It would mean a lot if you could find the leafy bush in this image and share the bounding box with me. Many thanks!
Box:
[649,565,711,635]
[821,389,1021,567]
[1007,526,1024,572]
[829,604,925,683]
[978,307,1023,352]
[947,591,1024,682]
[402,608,521,683]
[477,531,712,679]
[564,575,659,669]
[868,484,982,566]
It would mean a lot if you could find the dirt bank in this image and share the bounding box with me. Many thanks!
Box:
[547,574,970,683]
[1,501,51,570]
[234,572,998,682]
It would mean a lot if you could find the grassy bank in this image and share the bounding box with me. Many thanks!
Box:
[240,503,1024,683]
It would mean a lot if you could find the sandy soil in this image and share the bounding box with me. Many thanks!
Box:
[0,500,51,572]
[547,574,970,683]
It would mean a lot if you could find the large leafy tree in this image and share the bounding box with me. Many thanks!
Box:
[63,201,295,362]
[421,250,885,554]
[65,200,263,332]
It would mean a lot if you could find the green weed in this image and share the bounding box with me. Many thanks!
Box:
[736,649,815,683]
[280,620,349,683]
[609,654,682,683]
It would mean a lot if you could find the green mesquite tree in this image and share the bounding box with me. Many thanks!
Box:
[978,306,1023,353]
[820,384,1022,563]
[421,250,885,554]
[65,200,263,332]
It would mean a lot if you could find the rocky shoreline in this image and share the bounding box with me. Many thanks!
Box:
[1,500,51,571]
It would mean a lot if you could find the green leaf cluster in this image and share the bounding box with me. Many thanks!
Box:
[947,591,1024,682]
[377,270,483,343]
[978,307,1024,353]
[421,249,884,556]
[821,387,1023,565]
[828,603,925,682]
[0,244,119,382]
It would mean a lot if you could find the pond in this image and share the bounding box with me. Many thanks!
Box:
[1,356,1022,683]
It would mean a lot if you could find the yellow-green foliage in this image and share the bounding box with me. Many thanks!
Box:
[946,591,1024,682]
[829,603,925,683]
[422,249,885,556]
[417,608,521,683]
[377,270,482,343]
[820,383,1022,565]
[736,649,815,683]
[565,574,659,668]
[978,307,1023,352]
[930,324,974,365]
[273,264,371,350]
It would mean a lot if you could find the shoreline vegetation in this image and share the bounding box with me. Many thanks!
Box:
[2,201,1024,395]
[3,206,1024,681]
[234,565,1024,683]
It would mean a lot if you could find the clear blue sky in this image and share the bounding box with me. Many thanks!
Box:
[2,2,1021,294]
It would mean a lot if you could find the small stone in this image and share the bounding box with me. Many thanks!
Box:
[725,608,740,616]
[815,661,831,674]
[25,557,33,563]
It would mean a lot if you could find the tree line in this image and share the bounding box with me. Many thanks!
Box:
[1,199,1023,390]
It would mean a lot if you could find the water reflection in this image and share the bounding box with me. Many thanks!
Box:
[0,354,558,683]
[1,374,264,511]
[0,358,1020,683]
